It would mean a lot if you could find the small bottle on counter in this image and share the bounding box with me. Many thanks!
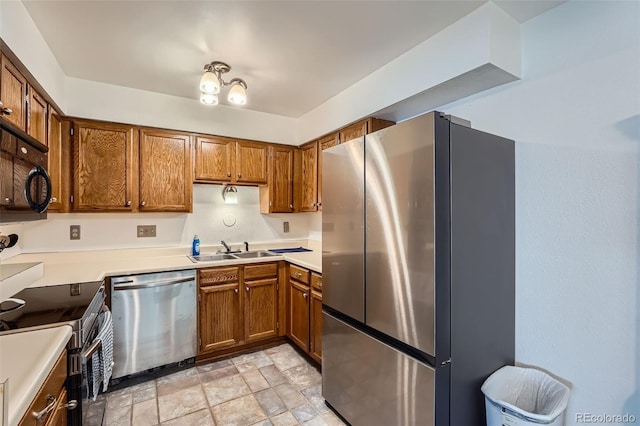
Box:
[192,235,200,256]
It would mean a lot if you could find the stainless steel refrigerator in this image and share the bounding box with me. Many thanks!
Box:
[322,111,515,426]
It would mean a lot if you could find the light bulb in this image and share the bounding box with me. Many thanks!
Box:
[228,83,247,105]
[199,71,221,94]
[200,93,219,105]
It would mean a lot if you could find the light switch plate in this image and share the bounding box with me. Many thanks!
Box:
[137,225,157,238]
[70,225,81,240]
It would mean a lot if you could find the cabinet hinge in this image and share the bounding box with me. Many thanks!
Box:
[70,128,74,136]
[269,201,272,207]
[70,195,74,203]
[199,338,202,348]
[276,283,279,291]
[276,321,279,330]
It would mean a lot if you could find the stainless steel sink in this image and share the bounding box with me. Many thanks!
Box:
[187,253,238,263]
[232,250,278,259]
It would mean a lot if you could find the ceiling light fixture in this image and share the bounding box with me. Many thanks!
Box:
[199,61,248,106]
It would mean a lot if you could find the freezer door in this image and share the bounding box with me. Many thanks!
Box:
[364,113,436,356]
[323,313,436,426]
[322,138,365,322]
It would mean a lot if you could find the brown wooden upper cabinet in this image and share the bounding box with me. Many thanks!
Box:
[299,142,318,212]
[139,129,192,212]
[72,120,138,211]
[195,137,267,185]
[27,84,48,146]
[338,117,395,144]
[316,133,339,211]
[46,110,69,212]
[260,144,294,213]
[0,54,27,130]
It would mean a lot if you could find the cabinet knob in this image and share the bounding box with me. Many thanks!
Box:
[20,146,27,154]
[246,286,249,292]
[4,197,12,204]
[140,201,146,207]
[125,200,132,207]
[227,172,231,177]
[1,107,13,116]
[237,172,241,178]
[296,272,302,277]
[289,204,294,209]
[50,197,57,203]
[303,293,308,300]
[234,288,239,294]
[318,202,322,207]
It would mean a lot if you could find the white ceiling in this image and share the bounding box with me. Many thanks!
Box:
[22,0,565,118]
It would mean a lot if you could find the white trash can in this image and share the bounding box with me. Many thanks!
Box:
[481,366,571,426]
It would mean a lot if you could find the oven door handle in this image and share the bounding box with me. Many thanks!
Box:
[112,277,194,291]
[82,338,102,361]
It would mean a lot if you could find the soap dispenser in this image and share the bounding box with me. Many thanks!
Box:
[192,235,200,256]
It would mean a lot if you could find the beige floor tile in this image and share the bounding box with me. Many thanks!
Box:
[106,391,133,409]
[197,358,234,374]
[321,410,347,426]
[104,405,131,426]
[251,420,273,426]
[233,351,274,372]
[292,403,318,423]
[212,394,266,426]
[242,369,270,392]
[158,384,208,423]
[303,417,328,426]
[259,365,288,387]
[202,373,251,406]
[157,368,201,397]
[270,411,299,426]
[132,398,159,426]
[254,388,287,417]
[268,346,307,371]
[199,365,240,384]
[160,408,215,426]
[273,383,308,410]
[132,381,157,403]
[301,384,329,413]
[282,364,321,389]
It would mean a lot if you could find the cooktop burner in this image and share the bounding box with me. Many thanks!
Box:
[0,281,104,333]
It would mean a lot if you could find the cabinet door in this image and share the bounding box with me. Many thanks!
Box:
[317,133,338,211]
[310,289,323,363]
[338,120,367,144]
[47,111,68,212]
[0,55,27,129]
[73,121,137,211]
[0,151,13,208]
[139,129,192,212]
[27,85,48,146]
[236,141,267,184]
[195,136,233,182]
[288,280,310,352]
[299,142,318,212]
[245,277,278,342]
[270,145,294,212]
[199,283,242,353]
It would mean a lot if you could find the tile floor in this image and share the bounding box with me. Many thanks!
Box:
[84,343,346,426]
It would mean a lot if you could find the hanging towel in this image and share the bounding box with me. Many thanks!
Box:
[96,309,114,393]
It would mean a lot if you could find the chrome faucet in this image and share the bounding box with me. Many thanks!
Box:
[221,240,231,253]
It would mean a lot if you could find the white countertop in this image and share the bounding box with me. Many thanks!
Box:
[2,240,322,289]
[0,325,72,426]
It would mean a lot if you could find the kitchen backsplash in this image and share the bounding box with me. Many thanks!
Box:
[2,185,320,254]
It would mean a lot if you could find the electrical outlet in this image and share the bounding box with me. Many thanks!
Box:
[137,225,157,238]
[283,222,289,233]
[70,225,81,240]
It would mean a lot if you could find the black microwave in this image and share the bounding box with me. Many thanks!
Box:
[0,120,52,223]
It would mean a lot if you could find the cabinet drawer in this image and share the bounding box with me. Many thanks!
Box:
[289,264,309,284]
[199,267,240,286]
[16,140,44,166]
[311,272,322,292]
[244,263,278,280]
[19,350,67,426]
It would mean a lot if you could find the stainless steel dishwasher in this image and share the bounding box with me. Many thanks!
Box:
[111,269,196,379]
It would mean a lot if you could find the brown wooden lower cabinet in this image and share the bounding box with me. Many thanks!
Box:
[286,265,323,363]
[19,350,68,426]
[198,262,280,356]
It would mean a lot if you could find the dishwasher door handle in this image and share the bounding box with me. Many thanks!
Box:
[113,277,194,291]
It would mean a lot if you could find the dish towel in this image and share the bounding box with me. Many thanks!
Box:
[84,309,114,401]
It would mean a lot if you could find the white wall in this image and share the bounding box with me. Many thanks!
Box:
[439,1,639,422]
[0,0,67,110]
[16,185,314,253]
[65,78,299,145]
